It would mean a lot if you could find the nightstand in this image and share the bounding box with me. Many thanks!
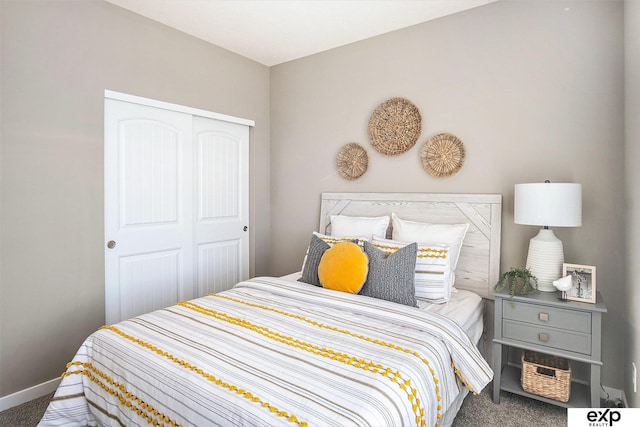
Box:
[493,291,607,407]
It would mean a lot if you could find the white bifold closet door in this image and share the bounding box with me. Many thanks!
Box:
[104,95,250,325]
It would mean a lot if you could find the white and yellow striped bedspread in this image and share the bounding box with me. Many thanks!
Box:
[39,277,492,427]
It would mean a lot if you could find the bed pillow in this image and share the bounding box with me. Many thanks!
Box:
[371,237,452,304]
[391,212,469,270]
[330,215,389,240]
[318,242,369,293]
[299,232,359,286]
[359,240,418,307]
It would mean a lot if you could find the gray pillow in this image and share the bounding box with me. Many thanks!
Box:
[298,234,331,286]
[360,240,418,307]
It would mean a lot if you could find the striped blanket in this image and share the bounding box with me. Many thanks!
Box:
[39,277,492,427]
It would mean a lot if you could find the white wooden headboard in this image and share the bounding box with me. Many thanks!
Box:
[319,192,502,299]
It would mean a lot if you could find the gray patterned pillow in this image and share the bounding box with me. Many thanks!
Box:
[298,234,331,286]
[360,241,418,307]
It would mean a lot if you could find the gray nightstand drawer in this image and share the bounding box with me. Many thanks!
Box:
[503,300,591,333]
[503,319,592,355]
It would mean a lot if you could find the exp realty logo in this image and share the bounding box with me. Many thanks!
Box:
[586,409,621,426]
[568,408,640,427]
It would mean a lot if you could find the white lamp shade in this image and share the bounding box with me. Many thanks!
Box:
[514,183,582,227]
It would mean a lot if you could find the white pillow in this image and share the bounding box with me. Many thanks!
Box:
[330,215,389,240]
[371,237,453,303]
[391,213,469,270]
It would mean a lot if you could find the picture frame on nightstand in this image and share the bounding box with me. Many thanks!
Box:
[562,263,596,304]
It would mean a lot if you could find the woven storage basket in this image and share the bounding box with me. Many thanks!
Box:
[521,351,571,402]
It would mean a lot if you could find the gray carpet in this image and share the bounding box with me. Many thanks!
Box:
[0,393,53,427]
[1,384,566,426]
[452,383,567,427]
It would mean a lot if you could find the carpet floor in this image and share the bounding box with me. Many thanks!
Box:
[1,383,567,426]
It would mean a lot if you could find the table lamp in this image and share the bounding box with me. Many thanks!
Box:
[514,181,582,292]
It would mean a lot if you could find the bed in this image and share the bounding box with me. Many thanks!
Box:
[39,192,501,427]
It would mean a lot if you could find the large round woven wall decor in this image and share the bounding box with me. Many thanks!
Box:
[368,98,421,156]
[420,133,466,178]
[337,142,369,180]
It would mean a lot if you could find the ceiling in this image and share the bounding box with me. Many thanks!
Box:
[104,0,497,66]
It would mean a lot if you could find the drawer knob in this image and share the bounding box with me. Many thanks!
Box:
[538,332,550,342]
[539,313,549,322]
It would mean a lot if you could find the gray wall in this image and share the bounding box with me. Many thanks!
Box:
[270,0,626,391]
[625,0,640,408]
[0,1,271,397]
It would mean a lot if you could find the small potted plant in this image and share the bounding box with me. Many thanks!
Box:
[494,267,539,299]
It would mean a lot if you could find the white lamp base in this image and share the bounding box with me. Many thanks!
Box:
[525,228,564,292]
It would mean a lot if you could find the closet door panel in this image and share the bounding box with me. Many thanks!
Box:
[118,249,181,321]
[198,131,240,219]
[105,99,194,325]
[194,116,249,296]
[120,120,179,226]
[197,241,241,295]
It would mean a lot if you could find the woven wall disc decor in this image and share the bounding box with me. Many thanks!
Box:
[368,97,421,156]
[337,142,369,180]
[420,133,466,178]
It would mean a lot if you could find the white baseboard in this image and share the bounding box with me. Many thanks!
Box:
[0,377,60,412]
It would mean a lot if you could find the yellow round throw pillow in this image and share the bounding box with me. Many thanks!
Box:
[318,242,369,293]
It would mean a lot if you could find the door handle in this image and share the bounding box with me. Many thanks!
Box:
[243,226,248,232]
[107,240,116,249]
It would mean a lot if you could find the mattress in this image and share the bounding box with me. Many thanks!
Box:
[417,289,484,344]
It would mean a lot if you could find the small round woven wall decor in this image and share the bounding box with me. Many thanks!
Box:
[420,133,466,178]
[337,142,369,180]
[368,97,421,156]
